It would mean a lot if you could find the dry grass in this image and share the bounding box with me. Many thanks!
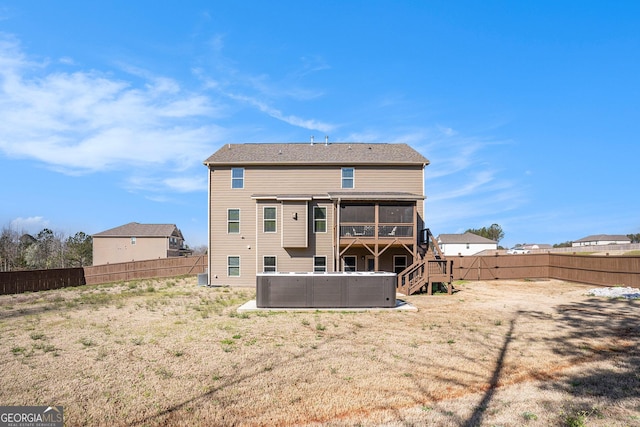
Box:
[0,277,639,426]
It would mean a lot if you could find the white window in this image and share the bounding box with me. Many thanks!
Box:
[393,255,407,274]
[314,256,327,272]
[228,209,240,234]
[228,256,240,277]
[231,168,244,189]
[263,256,277,272]
[263,207,277,233]
[341,167,354,189]
[131,237,136,245]
[314,207,327,233]
[343,255,357,272]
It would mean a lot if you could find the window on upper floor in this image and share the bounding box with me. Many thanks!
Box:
[314,207,327,233]
[341,167,354,189]
[263,256,277,272]
[131,237,136,245]
[228,209,240,234]
[263,207,277,233]
[231,168,244,189]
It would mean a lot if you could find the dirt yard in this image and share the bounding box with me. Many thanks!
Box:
[0,277,638,426]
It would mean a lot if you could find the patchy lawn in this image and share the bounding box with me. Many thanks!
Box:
[0,277,638,426]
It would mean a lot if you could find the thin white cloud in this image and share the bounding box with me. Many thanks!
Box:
[341,125,526,236]
[194,38,334,132]
[0,35,223,184]
[10,216,50,233]
[163,176,208,193]
[226,92,335,133]
[0,32,339,197]
[427,170,496,202]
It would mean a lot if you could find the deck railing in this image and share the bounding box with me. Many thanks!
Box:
[340,224,413,238]
[397,259,453,295]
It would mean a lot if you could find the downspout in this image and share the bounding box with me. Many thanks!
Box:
[335,198,341,272]
[207,164,212,285]
[422,162,426,232]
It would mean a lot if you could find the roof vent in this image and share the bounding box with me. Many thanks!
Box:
[325,135,329,145]
[310,135,315,145]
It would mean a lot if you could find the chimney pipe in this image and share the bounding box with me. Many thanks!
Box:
[325,135,329,145]
[310,135,315,145]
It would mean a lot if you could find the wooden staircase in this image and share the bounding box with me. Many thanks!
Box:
[397,229,454,295]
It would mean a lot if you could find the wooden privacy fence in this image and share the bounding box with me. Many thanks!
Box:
[452,253,640,287]
[0,268,86,294]
[0,256,207,295]
[83,255,207,285]
[2,254,638,295]
[453,254,550,281]
[549,254,640,287]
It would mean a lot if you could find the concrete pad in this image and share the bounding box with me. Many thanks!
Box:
[237,299,417,313]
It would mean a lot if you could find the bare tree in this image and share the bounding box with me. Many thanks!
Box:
[24,228,66,269]
[2,223,96,270]
[0,227,19,271]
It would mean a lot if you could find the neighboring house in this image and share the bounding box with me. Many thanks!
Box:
[93,222,189,265]
[520,243,552,250]
[437,232,497,256]
[203,142,450,293]
[572,234,631,247]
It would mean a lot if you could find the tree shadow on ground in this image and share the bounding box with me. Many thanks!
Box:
[461,296,639,426]
[126,293,639,427]
[460,317,517,427]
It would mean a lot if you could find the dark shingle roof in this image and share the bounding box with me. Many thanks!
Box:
[437,232,497,244]
[93,222,182,238]
[203,143,429,166]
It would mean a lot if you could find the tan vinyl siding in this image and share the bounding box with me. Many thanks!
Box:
[254,200,335,273]
[93,236,168,265]
[311,201,335,272]
[209,168,257,286]
[244,165,422,195]
[282,201,308,248]
[245,165,425,220]
[256,200,281,272]
[208,163,423,284]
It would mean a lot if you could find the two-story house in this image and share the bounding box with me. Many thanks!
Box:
[203,142,451,294]
[93,222,189,265]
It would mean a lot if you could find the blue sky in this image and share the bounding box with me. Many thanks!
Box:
[1,1,638,249]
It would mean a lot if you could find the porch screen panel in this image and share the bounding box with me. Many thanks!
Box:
[340,204,375,223]
[379,205,413,223]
